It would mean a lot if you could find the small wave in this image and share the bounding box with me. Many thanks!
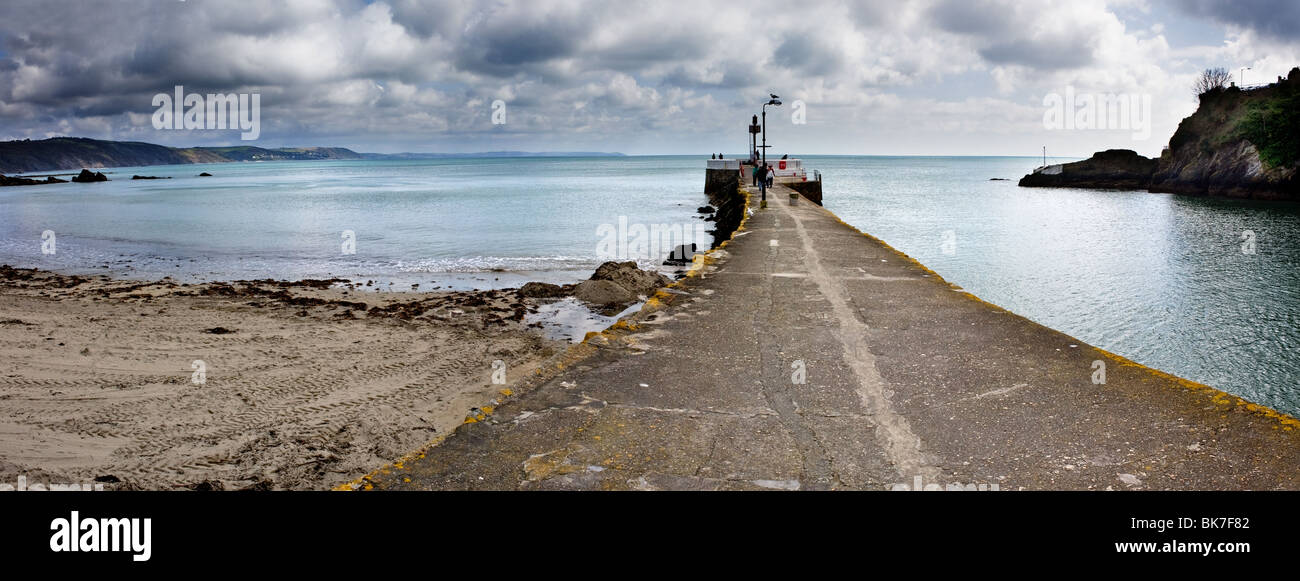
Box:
[393,255,660,274]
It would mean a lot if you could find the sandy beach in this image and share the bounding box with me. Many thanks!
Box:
[0,266,564,490]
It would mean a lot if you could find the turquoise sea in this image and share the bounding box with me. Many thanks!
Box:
[1,155,1297,417]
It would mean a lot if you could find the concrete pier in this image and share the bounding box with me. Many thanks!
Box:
[356,179,1300,491]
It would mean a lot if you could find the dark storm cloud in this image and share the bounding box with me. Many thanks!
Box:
[451,4,594,76]
[0,1,259,107]
[66,95,148,118]
[1169,0,1300,41]
[927,0,1097,70]
[772,35,843,76]
[588,31,710,69]
[455,26,581,72]
[927,0,1010,35]
[718,60,767,89]
[978,36,1097,70]
[846,1,892,29]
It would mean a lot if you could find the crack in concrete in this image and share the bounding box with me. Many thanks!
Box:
[605,402,777,419]
[703,271,923,282]
[751,194,836,490]
[512,396,777,423]
[777,191,940,481]
[695,434,720,477]
[972,383,1031,400]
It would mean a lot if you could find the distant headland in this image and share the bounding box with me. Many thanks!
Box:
[0,137,624,175]
[1021,66,1299,201]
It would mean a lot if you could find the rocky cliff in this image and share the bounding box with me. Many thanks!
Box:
[1021,67,1300,201]
[0,137,364,174]
[1149,71,1298,199]
[0,137,196,173]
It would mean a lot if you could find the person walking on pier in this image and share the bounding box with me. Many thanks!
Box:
[758,164,768,197]
[766,164,775,187]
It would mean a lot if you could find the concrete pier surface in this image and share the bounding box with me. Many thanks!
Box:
[357,182,1300,491]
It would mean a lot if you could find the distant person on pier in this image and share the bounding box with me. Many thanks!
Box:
[711,153,716,159]
[752,162,761,186]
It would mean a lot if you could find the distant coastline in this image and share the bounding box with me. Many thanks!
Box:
[360,151,626,160]
[0,136,624,174]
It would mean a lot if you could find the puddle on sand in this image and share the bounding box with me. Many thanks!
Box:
[526,297,644,343]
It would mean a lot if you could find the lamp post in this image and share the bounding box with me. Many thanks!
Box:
[761,94,781,205]
[761,94,781,168]
[1240,66,1251,87]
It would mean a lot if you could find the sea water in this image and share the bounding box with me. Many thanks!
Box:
[1,155,1296,416]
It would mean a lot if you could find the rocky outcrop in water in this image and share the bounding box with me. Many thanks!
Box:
[522,261,670,311]
[663,243,698,266]
[0,174,67,186]
[71,169,108,182]
[1018,149,1157,190]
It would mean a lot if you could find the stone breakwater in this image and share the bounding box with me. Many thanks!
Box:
[362,175,1300,491]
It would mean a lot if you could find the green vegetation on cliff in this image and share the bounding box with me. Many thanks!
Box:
[1237,87,1299,169]
[1171,69,1299,170]
[1152,68,1299,198]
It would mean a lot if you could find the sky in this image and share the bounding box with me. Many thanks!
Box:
[0,0,1297,157]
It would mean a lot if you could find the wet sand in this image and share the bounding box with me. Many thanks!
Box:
[0,266,564,490]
